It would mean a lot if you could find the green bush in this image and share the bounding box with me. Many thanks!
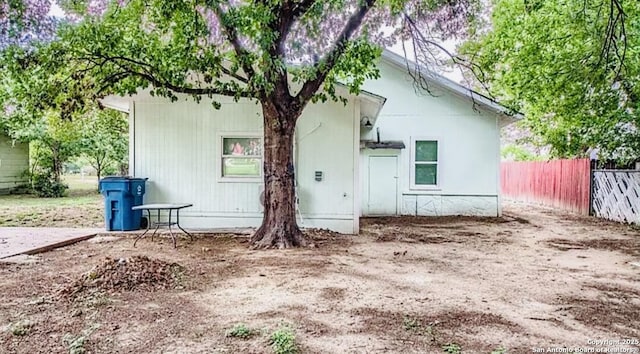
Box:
[442,343,462,354]
[32,173,68,198]
[102,165,118,177]
[225,323,253,338]
[270,326,298,354]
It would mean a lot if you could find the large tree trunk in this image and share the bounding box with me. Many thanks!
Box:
[250,100,309,249]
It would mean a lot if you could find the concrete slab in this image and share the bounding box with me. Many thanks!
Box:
[0,227,102,259]
[0,254,40,264]
[88,235,122,243]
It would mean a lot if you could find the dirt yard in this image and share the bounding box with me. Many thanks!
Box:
[1,202,639,354]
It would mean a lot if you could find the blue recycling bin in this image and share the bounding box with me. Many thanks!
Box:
[99,177,148,231]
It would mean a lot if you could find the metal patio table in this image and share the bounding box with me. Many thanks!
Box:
[132,203,193,248]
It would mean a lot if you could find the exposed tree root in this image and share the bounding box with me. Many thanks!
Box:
[250,224,311,249]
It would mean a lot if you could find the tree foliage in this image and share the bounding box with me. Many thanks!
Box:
[26,112,82,197]
[79,107,128,183]
[0,0,57,48]
[460,0,639,162]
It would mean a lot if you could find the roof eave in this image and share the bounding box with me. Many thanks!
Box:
[380,49,523,125]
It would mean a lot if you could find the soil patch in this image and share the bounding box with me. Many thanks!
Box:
[352,308,524,352]
[546,238,640,256]
[560,283,640,337]
[362,215,511,226]
[319,287,347,301]
[352,308,520,333]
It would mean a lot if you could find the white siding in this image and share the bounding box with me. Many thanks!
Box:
[295,99,356,227]
[0,135,28,192]
[360,60,500,216]
[132,95,357,233]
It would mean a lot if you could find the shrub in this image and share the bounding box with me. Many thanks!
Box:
[31,173,68,198]
[442,343,462,354]
[226,323,253,339]
[270,326,298,354]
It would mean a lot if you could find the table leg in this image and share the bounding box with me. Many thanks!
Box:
[151,209,160,241]
[167,209,177,248]
[134,209,153,247]
[176,209,193,241]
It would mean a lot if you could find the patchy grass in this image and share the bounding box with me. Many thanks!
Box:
[491,347,508,354]
[63,324,99,354]
[0,175,102,227]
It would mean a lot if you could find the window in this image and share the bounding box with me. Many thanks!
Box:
[221,136,262,179]
[411,139,439,188]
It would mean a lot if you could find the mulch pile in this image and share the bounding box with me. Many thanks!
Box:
[304,228,342,239]
[60,256,185,298]
[303,228,350,247]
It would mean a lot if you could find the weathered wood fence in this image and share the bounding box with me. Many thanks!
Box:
[500,159,591,215]
[591,170,640,224]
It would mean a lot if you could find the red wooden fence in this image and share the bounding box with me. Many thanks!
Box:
[501,159,591,215]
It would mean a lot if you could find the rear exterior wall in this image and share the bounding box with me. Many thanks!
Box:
[131,95,358,233]
[360,60,501,217]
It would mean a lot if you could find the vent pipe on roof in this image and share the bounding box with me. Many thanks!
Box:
[376,127,381,143]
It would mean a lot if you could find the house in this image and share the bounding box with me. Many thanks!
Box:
[101,50,519,234]
[0,133,29,194]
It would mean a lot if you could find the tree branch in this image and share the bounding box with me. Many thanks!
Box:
[220,66,249,83]
[402,13,497,103]
[122,69,254,98]
[211,3,256,80]
[291,0,319,18]
[596,0,626,79]
[79,53,253,98]
[295,0,376,107]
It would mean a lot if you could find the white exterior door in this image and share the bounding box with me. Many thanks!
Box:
[367,156,398,215]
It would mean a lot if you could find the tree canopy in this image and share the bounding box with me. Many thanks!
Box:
[460,0,638,162]
[0,0,57,48]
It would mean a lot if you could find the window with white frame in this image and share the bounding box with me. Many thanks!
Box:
[221,136,263,178]
[412,139,439,187]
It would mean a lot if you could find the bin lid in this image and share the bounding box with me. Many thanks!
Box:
[100,176,148,181]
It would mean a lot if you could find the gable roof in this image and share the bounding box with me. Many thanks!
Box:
[380,49,523,126]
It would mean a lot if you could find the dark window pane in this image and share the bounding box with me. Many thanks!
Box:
[223,137,262,156]
[415,141,438,162]
[415,164,437,185]
[222,157,261,176]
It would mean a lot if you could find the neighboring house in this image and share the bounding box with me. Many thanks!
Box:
[102,50,519,234]
[0,133,29,194]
